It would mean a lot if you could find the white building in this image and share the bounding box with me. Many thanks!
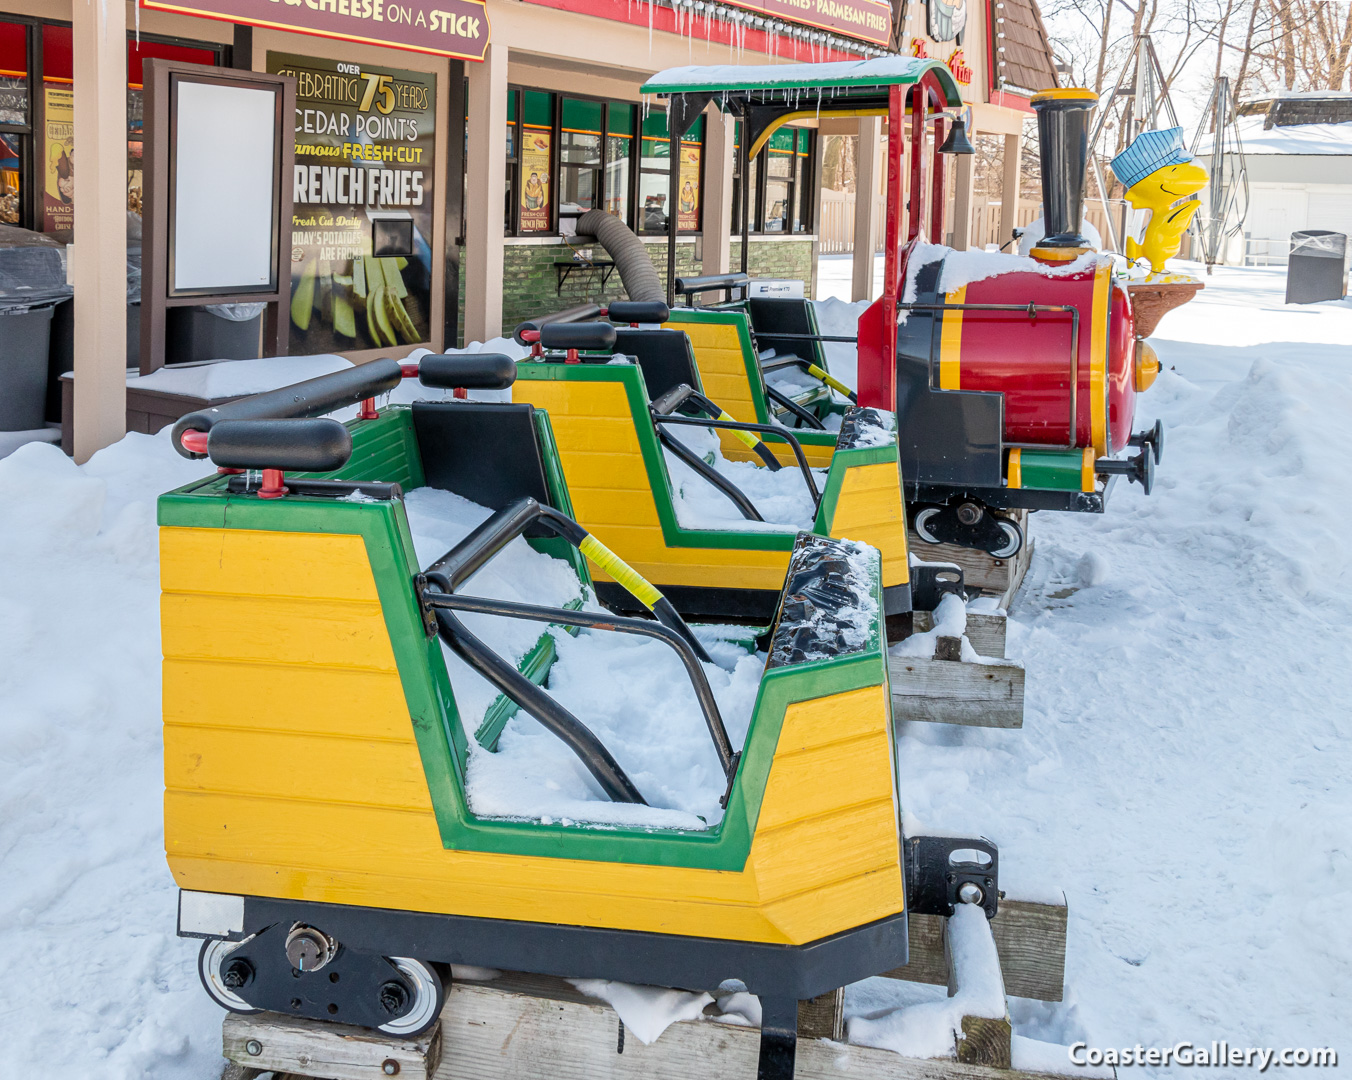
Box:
[1202,93,1352,265]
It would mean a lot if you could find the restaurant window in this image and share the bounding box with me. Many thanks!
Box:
[0,19,31,227]
[605,101,633,227]
[733,122,814,236]
[559,97,602,236]
[504,88,518,231]
[0,20,222,237]
[637,108,702,236]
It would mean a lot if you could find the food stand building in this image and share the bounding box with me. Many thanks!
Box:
[0,0,1057,458]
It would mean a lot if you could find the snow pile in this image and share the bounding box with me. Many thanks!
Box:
[126,353,353,399]
[812,295,868,390]
[890,591,986,664]
[850,903,1005,1058]
[403,486,764,830]
[569,980,713,1044]
[661,422,825,532]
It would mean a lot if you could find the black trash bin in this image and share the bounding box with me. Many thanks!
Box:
[1286,230,1349,305]
[164,302,265,364]
[0,225,73,431]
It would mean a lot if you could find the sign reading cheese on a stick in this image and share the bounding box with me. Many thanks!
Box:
[140,0,490,60]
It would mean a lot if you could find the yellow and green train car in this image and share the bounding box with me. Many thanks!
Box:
[159,358,985,1078]
[507,325,941,636]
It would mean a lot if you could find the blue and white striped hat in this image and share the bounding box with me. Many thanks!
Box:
[1110,127,1192,190]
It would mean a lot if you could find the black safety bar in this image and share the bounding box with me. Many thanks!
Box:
[762,383,828,430]
[674,272,751,307]
[513,304,604,345]
[420,497,737,804]
[653,383,784,471]
[171,358,404,458]
[205,418,353,473]
[657,431,765,522]
[651,384,821,510]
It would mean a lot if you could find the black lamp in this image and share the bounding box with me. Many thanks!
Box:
[939,118,976,155]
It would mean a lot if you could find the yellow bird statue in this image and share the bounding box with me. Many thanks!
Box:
[1111,127,1209,274]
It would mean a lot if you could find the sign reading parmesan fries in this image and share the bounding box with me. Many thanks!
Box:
[140,0,490,60]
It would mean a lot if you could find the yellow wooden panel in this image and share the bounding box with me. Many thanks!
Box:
[162,593,398,672]
[164,659,413,742]
[750,801,905,901]
[753,732,895,830]
[166,725,432,811]
[758,864,905,942]
[161,528,380,601]
[771,683,890,752]
[827,464,910,587]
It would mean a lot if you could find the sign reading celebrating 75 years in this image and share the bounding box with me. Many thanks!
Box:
[140,0,489,60]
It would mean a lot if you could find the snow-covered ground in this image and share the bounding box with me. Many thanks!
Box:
[0,260,1348,1076]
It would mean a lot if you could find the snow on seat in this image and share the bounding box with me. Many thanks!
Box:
[403,485,764,830]
[661,421,826,532]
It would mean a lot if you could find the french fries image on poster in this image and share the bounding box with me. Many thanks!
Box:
[269,53,437,353]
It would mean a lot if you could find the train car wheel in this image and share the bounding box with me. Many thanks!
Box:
[991,518,1023,559]
[913,507,944,545]
[376,957,445,1037]
[199,937,264,1014]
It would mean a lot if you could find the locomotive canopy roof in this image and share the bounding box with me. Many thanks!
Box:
[642,57,964,155]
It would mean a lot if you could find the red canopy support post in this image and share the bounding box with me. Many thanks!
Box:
[908,84,927,241]
[863,81,907,412]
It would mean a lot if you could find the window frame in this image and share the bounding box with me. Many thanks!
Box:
[503,89,704,240]
[734,123,817,238]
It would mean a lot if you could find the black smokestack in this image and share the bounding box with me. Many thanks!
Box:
[1030,89,1099,251]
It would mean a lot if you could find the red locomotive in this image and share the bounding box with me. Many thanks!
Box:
[858,90,1165,557]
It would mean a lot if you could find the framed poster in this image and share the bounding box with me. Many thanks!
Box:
[268,53,437,352]
[677,142,700,232]
[170,79,281,292]
[140,59,295,372]
[43,85,74,238]
[519,124,551,232]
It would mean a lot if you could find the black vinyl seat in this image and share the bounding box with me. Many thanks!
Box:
[612,328,703,402]
[411,401,558,537]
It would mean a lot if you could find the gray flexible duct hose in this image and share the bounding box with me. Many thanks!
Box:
[576,209,665,303]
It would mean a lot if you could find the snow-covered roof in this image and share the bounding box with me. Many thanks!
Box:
[642,57,961,102]
[1195,113,1352,157]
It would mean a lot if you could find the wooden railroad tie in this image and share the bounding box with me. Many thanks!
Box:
[220,897,1067,1080]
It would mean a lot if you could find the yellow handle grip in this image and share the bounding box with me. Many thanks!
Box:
[718,410,763,452]
[579,534,663,610]
[807,364,854,399]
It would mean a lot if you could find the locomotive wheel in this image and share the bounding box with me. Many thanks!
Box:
[376,957,445,1037]
[990,518,1023,559]
[199,937,263,1015]
[913,507,944,545]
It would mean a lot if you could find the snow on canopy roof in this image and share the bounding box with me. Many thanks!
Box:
[642,57,962,104]
[1195,113,1352,157]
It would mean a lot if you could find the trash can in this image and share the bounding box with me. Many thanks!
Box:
[0,225,73,431]
[1286,230,1349,305]
[164,302,265,364]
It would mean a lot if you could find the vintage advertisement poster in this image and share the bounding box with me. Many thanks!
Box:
[677,142,700,232]
[43,85,75,239]
[267,52,436,353]
[519,125,551,231]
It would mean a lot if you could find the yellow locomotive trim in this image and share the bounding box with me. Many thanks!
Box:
[825,461,911,589]
[1007,448,1023,489]
[1089,261,1111,457]
[1080,446,1096,491]
[939,284,966,390]
[160,524,904,944]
